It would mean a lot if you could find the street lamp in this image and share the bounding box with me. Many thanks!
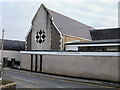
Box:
[0,29,5,84]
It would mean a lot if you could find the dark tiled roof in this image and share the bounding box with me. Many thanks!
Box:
[47,9,93,40]
[0,39,25,51]
[90,28,120,40]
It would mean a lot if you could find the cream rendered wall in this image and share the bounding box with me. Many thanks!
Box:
[20,54,31,70]
[31,5,51,50]
[42,55,119,82]
[20,53,119,82]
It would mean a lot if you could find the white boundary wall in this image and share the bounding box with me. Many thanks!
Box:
[20,51,119,56]
[43,55,119,82]
[20,51,120,82]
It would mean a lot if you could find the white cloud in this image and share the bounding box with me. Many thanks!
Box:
[96,0,119,2]
[0,1,118,40]
[0,2,2,38]
[45,2,118,28]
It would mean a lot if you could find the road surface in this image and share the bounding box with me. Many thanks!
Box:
[2,68,118,89]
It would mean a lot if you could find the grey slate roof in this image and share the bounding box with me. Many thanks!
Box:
[48,9,93,40]
[90,28,120,40]
[0,39,25,51]
[31,4,94,40]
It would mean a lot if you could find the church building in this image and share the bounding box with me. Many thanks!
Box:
[26,4,93,51]
[19,4,120,82]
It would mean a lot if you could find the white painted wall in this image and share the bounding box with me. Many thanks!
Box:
[0,50,21,62]
[65,45,78,51]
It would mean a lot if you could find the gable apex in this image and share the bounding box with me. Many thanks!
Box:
[32,4,46,24]
[31,4,93,40]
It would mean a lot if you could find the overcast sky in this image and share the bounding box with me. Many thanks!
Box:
[0,0,119,41]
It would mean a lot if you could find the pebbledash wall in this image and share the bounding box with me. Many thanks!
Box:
[20,51,120,82]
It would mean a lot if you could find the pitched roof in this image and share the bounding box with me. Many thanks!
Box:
[32,4,93,40]
[47,9,93,40]
[0,39,25,51]
[90,28,120,40]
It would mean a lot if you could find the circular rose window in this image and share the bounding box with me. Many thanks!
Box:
[35,30,46,44]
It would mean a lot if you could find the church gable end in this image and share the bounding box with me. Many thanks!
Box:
[31,5,52,50]
[26,4,62,51]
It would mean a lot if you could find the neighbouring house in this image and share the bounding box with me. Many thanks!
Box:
[0,39,25,68]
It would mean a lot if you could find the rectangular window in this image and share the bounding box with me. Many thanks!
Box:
[3,57,8,67]
[106,46,119,51]
[78,46,119,52]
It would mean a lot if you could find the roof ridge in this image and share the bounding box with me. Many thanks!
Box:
[90,27,120,31]
[0,39,25,42]
[47,9,93,28]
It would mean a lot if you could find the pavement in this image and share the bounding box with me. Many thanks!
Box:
[2,68,120,89]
